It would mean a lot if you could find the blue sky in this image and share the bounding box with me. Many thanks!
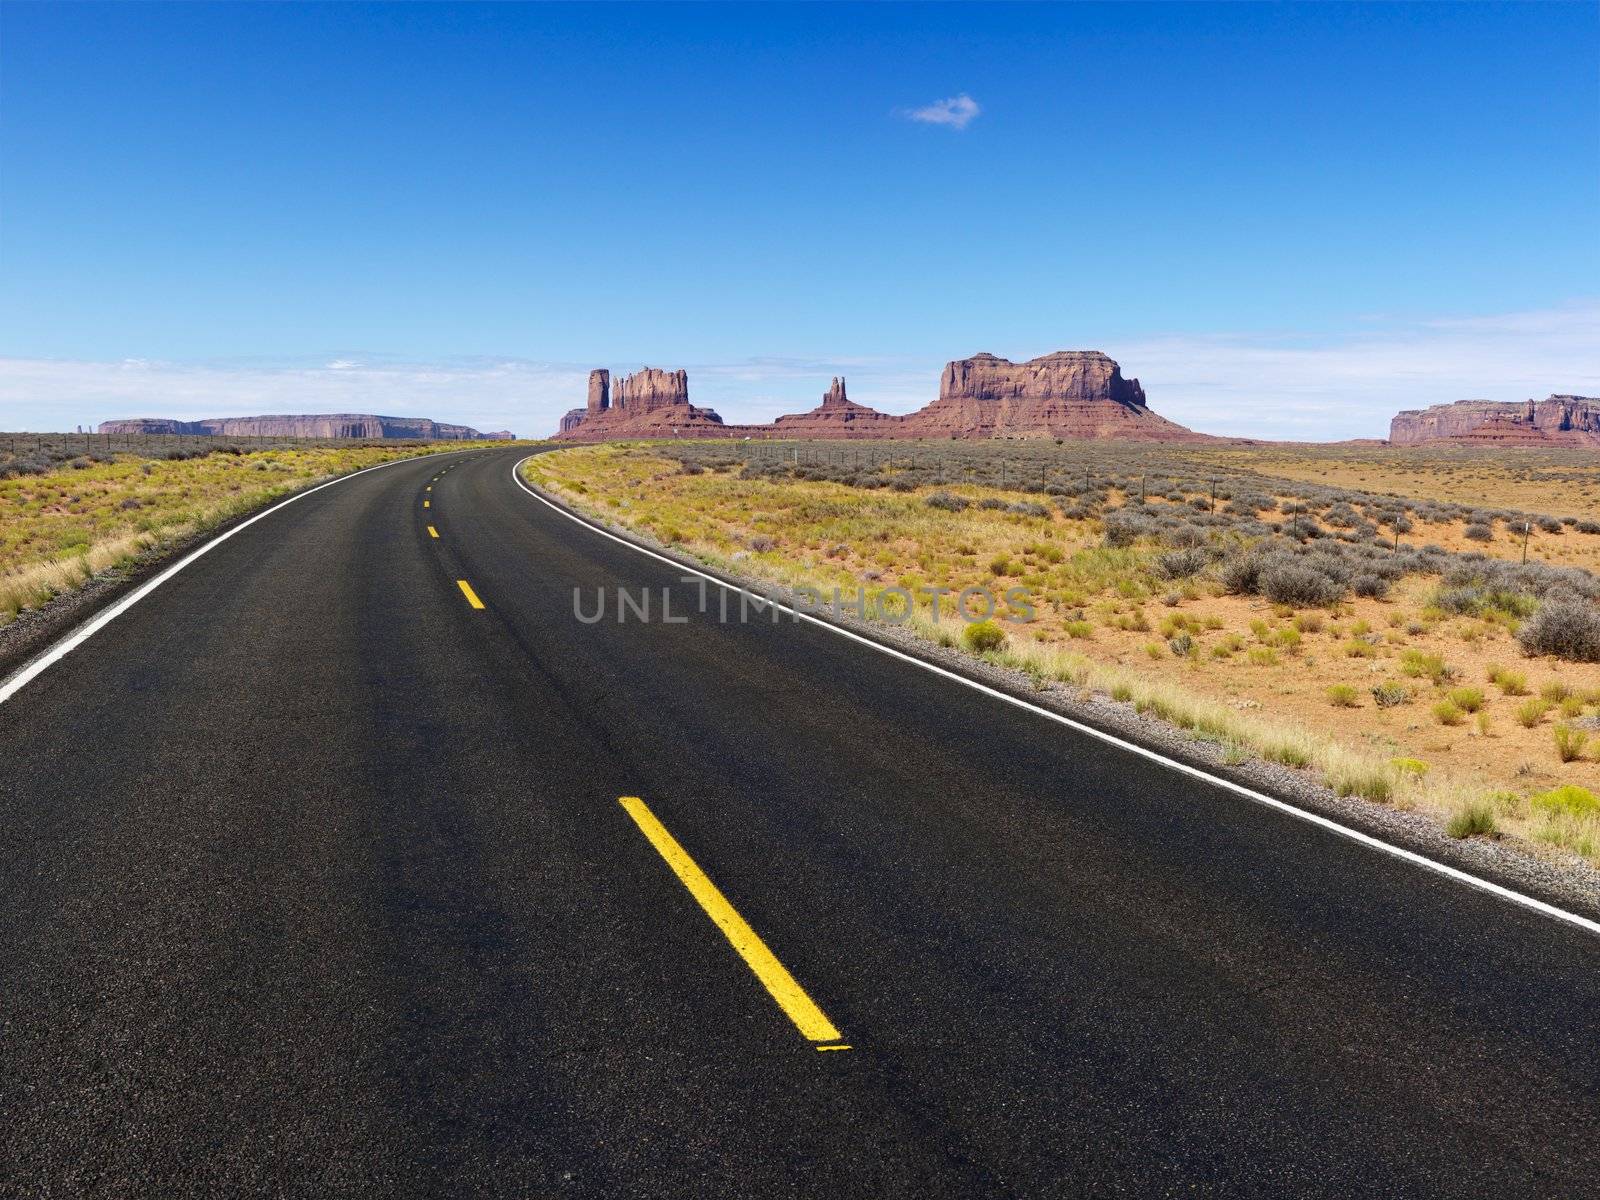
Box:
[1,2,1596,437]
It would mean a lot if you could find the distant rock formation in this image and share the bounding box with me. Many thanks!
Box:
[99,414,511,440]
[615,367,690,413]
[551,351,1206,442]
[555,367,730,441]
[1389,396,1600,448]
[899,351,1198,441]
[772,377,900,438]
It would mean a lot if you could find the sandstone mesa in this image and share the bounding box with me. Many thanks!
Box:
[98,414,513,441]
[1389,396,1600,448]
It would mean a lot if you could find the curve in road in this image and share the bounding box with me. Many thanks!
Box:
[3,445,1597,1196]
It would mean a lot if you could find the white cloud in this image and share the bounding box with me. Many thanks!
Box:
[900,93,981,130]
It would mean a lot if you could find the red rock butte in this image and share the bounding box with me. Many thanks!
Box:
[1389,396,1600,448]
[552,351,1210,442]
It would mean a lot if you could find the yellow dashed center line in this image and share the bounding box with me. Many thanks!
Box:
[618,795,845,1047]
[423,499,430,508]
[457,580,486,609]
[427,525,439,539]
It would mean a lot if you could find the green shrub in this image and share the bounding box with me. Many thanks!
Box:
[1327,761,1393,803]
[963,619,1007,653]
[1515,698,1551,728]
[1447,687,1485,713]
[1400,649,1453,683]
[1432,699,1464,726]
[1554,724,1590,763]
[1446,801,1497,839]
[1390,757,1430,777]
[1325,684,1360,707]
[1494,669,1530,696]
[1531,784,1600,817]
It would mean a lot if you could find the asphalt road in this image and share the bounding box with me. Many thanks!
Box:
[3,445,1598,1197]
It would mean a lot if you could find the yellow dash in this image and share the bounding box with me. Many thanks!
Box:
[618,795,842,1044]
[427,525,439,538]
[816,1044,852,1052]
[423,499,430,508]
[456,580,485,609]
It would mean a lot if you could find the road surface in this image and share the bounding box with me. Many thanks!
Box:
[3,446,1597,1196]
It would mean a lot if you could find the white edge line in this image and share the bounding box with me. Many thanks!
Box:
[0,449,480,707]
[511,454,1600,940]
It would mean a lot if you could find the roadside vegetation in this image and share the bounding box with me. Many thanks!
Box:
[525,439,1600,870]
[0,435,488,628]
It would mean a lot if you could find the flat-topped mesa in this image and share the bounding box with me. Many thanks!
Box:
[941,350,1147,407]
[1390,396,1600,447]
[97,413,504,440]
[902,351,1202,441]
[559,408,587,434]
[773,376,901,438]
